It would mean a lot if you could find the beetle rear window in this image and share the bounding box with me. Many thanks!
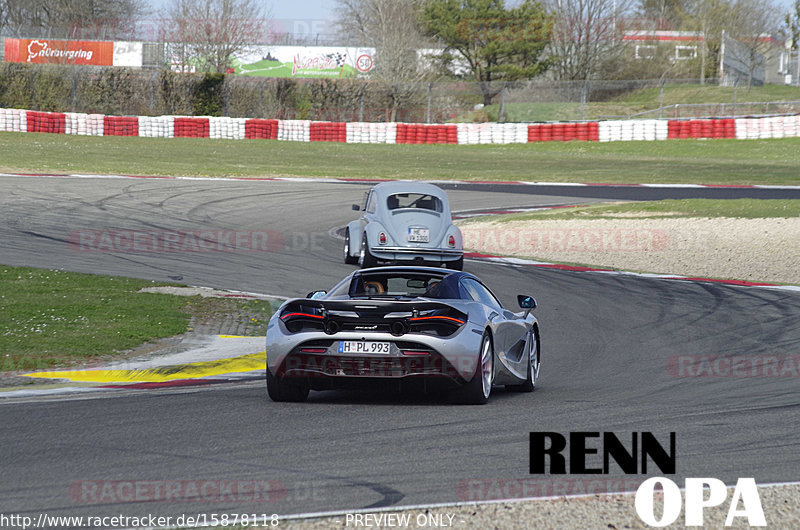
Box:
[386,193,443,212]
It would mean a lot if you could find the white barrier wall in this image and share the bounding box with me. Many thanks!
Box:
[138,116,174,138]
[0,108,27,132]
[209,117,246,140]
[278,120,310,142]
[346,122,397,144]
[456,123,528,145]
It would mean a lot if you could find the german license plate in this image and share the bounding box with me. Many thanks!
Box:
[407,227,430,243]
[338,341,391,354]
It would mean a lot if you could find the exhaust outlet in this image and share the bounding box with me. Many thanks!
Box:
[390,320,408,337]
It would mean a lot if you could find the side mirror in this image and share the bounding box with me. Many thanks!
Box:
[517,295,536,310]
[306,290,327,299]
[352,204,361,211]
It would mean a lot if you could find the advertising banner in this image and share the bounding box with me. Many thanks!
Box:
[231,46,375,78]
[4,38,114,66]
[113,42,143,68]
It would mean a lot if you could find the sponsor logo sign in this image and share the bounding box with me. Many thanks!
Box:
[231,45,375,78]
[4,38,114,66]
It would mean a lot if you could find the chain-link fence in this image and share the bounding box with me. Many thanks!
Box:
[2,63,799,121]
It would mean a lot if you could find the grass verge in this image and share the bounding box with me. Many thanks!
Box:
[1,132,800,185]
[465,199,800,223]
[0,266,272,373]
[478,83,800,121]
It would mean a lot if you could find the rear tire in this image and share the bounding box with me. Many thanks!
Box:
[266,368,309,402]
[360,232,378,268]
[450,333,493,405]
[343,229,358,264]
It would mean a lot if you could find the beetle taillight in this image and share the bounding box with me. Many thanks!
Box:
[447,235,456,248]
[379,232,387,245]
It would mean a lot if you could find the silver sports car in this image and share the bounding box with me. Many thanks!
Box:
[343,182,464,270]
[266,266,540,404]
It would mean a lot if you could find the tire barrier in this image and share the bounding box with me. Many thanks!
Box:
[209,117,246,140]
[27,111,66,134]
[599,120,668,142]
[396,123,458,144]
[65,113,104,136]
[245,119,279,140]
[667,119,736,140]
[345,122,397,144]
[103,116,139,137]
[138,116,174,138]
[174,117,210,138]
[2,107,798,145]
[734,115,800,140]
[0,108,27,132]
[530,122,600,142]
[278,119,310,142]
[310,121,346,143]
[458,123,529,144]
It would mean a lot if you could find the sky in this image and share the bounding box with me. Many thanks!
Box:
[146,0,797,39]
[146,0,338,40]
[147,1,338,24]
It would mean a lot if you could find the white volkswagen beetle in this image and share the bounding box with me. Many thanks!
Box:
[343,182,464,270]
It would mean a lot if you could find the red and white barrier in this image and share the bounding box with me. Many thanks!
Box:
[278,119,310,142]
[138,116,174,138]
[245,119,279,140]
[1,107,798,146]
[346,122,397,144]
[457,123,529,144]
[0,108,28,132]
[65,113,104,136]
[209,117,246,140]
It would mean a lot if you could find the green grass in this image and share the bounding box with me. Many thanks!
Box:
[467,199,800,223]
[2,132,800,185]
[615,84,800,106]
[480,83,800,121]
[0,266,273,372]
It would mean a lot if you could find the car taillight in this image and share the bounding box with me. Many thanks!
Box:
[401,350,430,356]
[379,232,387,245]
[448,235,456,248]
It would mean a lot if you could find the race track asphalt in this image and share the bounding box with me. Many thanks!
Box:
[1,175,799,521]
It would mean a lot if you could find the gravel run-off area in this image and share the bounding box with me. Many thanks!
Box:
[459,217,800,285]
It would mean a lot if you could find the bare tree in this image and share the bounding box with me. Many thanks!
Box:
[163,0,269,73]
[336,0,430,121]
[728,0,781,86]
[0,0,146,38]
[682,0,780,85]
[636,0,689,30]
[545,0,633,81]
[682,0,736,83]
